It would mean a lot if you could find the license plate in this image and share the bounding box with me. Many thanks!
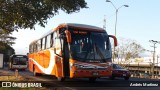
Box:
[93,72,99,76]
[123,74,126,76]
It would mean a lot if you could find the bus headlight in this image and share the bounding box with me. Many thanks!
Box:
[74,64,85,69]
[71,63,86,69]
[107,62,112,66]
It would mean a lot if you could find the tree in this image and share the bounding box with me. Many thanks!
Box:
[116,38,144,61]
[0,30,16,44]
[0,41,15,63]
[0,0,87,33]
[0,26,16,56]
[0,0,87,52]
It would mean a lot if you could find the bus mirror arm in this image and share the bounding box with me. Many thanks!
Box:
[65,30,71,43]
[54,48,62,57]
[108,35,118,46]
[54,48,56,54]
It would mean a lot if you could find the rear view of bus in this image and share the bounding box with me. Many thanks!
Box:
[28,23,117,82]
[9,55,28,70]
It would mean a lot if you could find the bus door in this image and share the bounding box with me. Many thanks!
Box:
[54,30,70,79]
[63,37,70,77]
[60,29,71,77]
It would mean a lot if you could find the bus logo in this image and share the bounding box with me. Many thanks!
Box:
[2,82,11,87]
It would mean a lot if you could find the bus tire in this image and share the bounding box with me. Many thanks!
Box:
[89,77,96,82]
[124,77,129,80]
[33,68,37,76]
[57,77,65,82]
[9,63,12,70]
[110,76,115,80]
[33,65,40,76]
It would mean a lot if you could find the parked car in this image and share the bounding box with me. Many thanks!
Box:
[110,64,131,80]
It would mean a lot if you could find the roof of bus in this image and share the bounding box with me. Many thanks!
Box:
[10,54,27,58]
[30,23,105,44]
[55,23,105,31]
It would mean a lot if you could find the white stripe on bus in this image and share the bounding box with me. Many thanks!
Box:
[29,49,55,74]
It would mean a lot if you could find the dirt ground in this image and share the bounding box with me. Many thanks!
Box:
[0,69,48,90]
[0,69,23,81]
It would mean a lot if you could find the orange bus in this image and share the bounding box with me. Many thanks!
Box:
[28,23,117,82]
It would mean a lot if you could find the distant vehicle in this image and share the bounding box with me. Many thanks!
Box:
[110,64,131,80]
[9,55,28,70]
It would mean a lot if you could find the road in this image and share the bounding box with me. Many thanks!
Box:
[1,68,160,90]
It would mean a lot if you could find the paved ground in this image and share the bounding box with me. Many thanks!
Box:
[0,68,160,90]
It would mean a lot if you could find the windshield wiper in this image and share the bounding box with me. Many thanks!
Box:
[95,43,105,59]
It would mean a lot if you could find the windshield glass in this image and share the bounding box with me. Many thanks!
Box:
[70,30,112,62]
[13,57,27,65]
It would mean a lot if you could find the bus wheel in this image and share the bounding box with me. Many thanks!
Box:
[33,69,37,76]
[124,77,129,80]
[89,77,96,82]
[110,76,115,80]
[57,77,65,82]
[9,63,12,70]
[33,66,40,76]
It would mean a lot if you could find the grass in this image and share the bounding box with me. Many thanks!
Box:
[0,76,26,81]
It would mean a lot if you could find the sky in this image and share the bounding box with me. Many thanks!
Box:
[12,0,160,56]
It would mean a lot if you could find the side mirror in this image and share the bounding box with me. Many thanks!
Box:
[108,35,118,46]
[65,30,71,43]
[54,48,56,54]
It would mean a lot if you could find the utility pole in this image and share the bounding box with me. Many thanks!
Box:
[146,49,154,76]
[106,0,129,36]
[157,55,159,78]
[149,40,160,78]
[106,0,129,63]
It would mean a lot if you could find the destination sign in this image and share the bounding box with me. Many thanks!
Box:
[73,31,87,34]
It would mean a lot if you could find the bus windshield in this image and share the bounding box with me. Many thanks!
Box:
[13,57,27,65]
[70,30,112,62]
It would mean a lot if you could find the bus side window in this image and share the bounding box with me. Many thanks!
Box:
[37,40,41,51]
[42,37,46,50]
[46,34,51,49]
[53,32,57,48]
[33,42,37,52]
[29,45,33,53]
[50,33,54,47]
[54,30,63,56]
[32,44,34,53]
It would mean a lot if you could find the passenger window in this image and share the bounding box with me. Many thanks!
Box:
[50,33,54,47]
[46,35,51,49]
[33,42,37,52]
[53,32,58,47]
[29,45,33,53]
[37,40,41,51]
[54,30,63,56]
[42,37,46,50]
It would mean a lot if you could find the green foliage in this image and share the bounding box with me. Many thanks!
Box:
[0,0,87,55]
[0,30,16,54]
[0,41,15,54]
[0,30,16,46]
[0,0,87,33]
[0,40,15,63]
